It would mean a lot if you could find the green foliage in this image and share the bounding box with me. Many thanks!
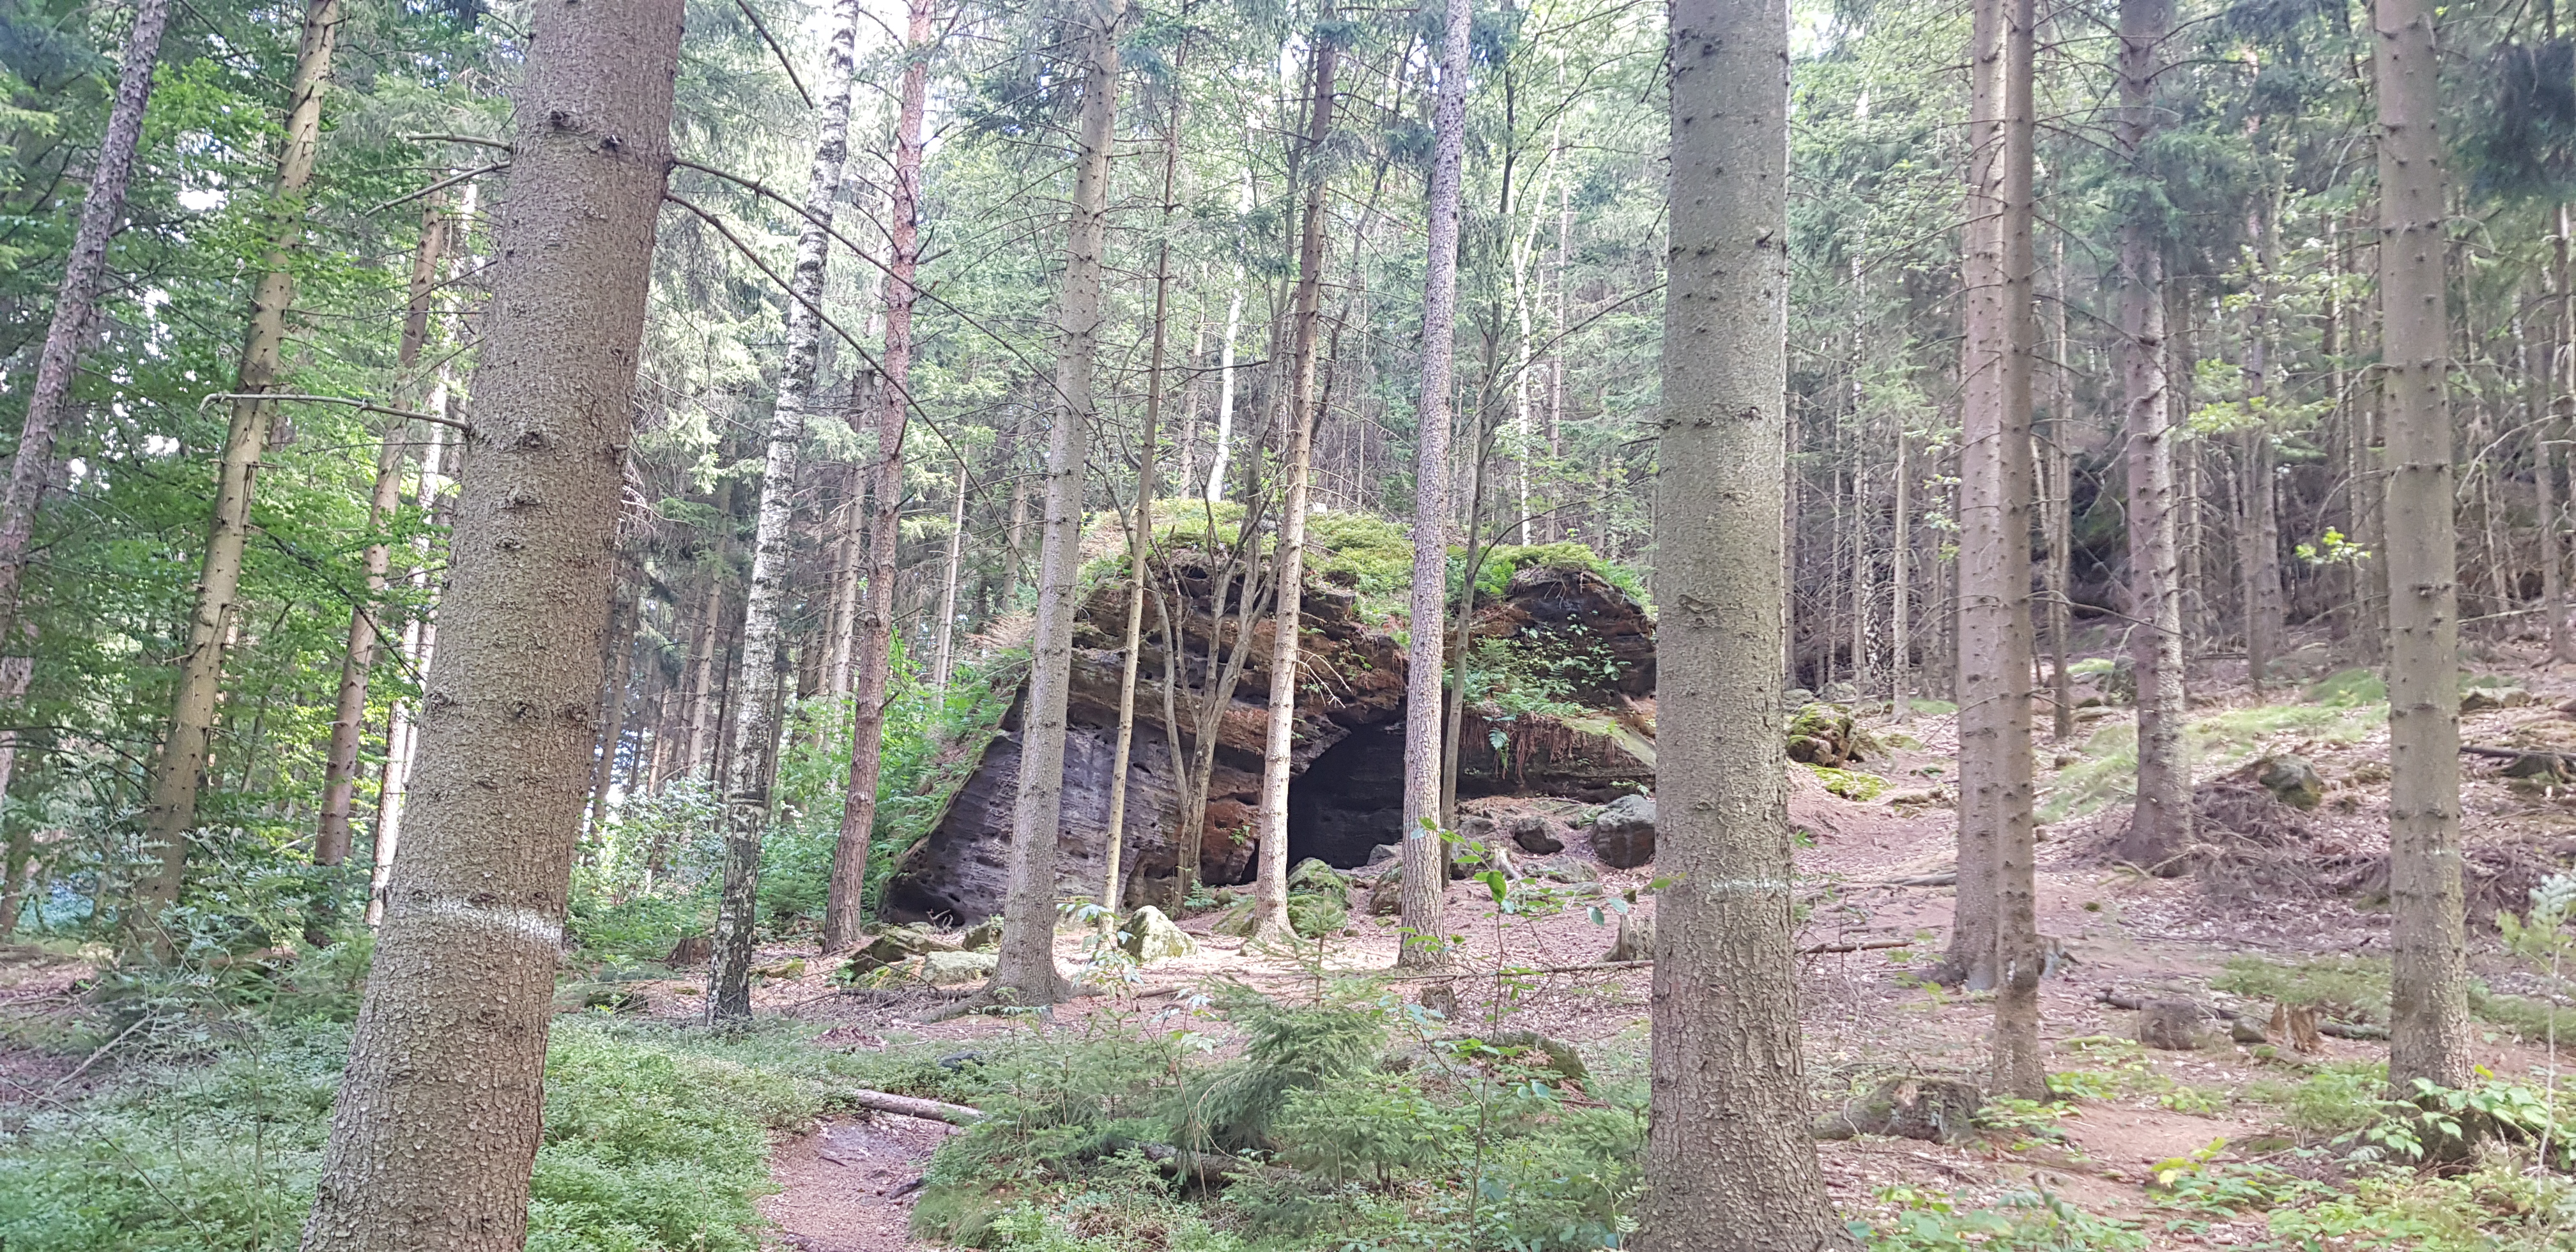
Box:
[0,1016,863,1251]
[1855,1186,2145,1252]
[1459,542,1650,610]
[2212,956,2390,1023]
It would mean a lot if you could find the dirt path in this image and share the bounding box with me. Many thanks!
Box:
[762,1113,958,1252]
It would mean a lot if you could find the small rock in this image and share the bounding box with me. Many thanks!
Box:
[2230,1015,2269,1045]
[1488,1030,1588,1085]
[962,917,1002,950]
[1116,905,1197,963]
[1533,859,1598,884]
[753,957,808,980]
[2463,685,2534,712]
[1814,1077,1982,1144]
[1591,794,1657,869]
[1821,680,1860,705]
[2137,998,2205,1050]
[1510,814,1565,855]
[1367,843,1400,866]
[1784,687,1816,708]
[2256,754,2326,811]
[920,950,999,986]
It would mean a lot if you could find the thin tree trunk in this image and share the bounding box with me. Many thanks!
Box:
[1640,0,1847,1238]
[1249,26,1338,945]
[298,0,682,1241]
[1101,68,1186,923]
[368,423,453,928]
[2375,0,2471,1096]
[710,0,862,1007]
[1400,0,1471,968]
[136,0,342,942]
[2048,236,2075,740]
[991,0,1123,1005]
[683,572,724,779]
[2111,0,2191,873]
[2552,203,2574,662]
[826,482,863,696]
[932,461,968,698]
[821,0,928,957]
[318,202,447,867]
[1892,431,1913,722]
[0,0,175,760]
[587,570,643,834]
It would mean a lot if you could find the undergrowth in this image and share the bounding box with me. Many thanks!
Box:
[0,1015,866,1251]
[2039,698,2385,823]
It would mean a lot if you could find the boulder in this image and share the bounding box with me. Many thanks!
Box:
[1367,843,1400,866]
[843,931,930,977]
[2136,998,2205,1050]
[1510,814,1565,855]
[1367,867,1404,916]
[1117,905,1197,963]
[962,918,1003,950]
[1591,795,1657,869]
[1487,1030,1588,1085]
[921,950,999,986]
[1814,1077,1982,1144]
[2256,755,2325,811]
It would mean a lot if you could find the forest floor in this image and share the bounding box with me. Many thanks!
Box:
[699,639,2576,1249]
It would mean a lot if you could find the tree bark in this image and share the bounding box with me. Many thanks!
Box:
[298,0,682,1242]
[821,0,928,956]
[587,568,644,835]
[0,0,176,765]
[710,0,863,1010]
[1400,0,1471,968]
[2112,0,2191,873]
[682,569,725,779]
[991,0,1123,1005]
[368,423,455,927]
[1641,0,1847,1241]
[2047,237,2075,741]
[1892,431,1913,722]
[2551,203,2574,663]
[2375,0,2471,1095]
[135,0,342,943]
[1249,26,1338,945]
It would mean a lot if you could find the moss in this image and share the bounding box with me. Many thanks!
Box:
[2306,668,2387,706]
[1464,540,1651,609]
[1807,764,1886,801]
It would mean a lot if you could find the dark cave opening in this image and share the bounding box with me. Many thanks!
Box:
[1287,722,1407,868]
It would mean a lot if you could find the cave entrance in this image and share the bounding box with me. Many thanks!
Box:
[1287,722,1407,868]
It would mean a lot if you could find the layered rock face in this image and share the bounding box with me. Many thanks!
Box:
[880,551,1655,925]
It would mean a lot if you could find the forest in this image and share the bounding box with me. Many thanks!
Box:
[0,0,2570,1246]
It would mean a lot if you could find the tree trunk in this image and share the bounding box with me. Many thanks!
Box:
[0,0,175,781]
[1984,0,2044,1101]
[682,571,725,779]
[2552,203,2574,662]
[821,0,928,957]
[1942,0,2016,993]
[1400,0,1471,968]
[1249,26,1338,945]
[1892,431,1913,722]
[825,482,863,697]
[2047,237,2076,740]
[135,0,342,943]
[298,0,682,1242]
[710,0,862,1009]
[932,461,969,698]
[586,569,644,835]
[991,0,1123,1005]
[1101,67,1186,923]
[2112,0,2191,873]
[368,424,454,927]
[2375,0,2471,1096]
[1640,0,1847,1241]
[318,202,447,867]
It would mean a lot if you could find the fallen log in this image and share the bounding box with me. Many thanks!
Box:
[2317,1019,2389,1041]
[847,1089,984,1125]
[1802,938,1913,955]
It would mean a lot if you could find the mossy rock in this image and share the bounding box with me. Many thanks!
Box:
[1814,1076,1982,1144]
[1808,765,1886,802]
